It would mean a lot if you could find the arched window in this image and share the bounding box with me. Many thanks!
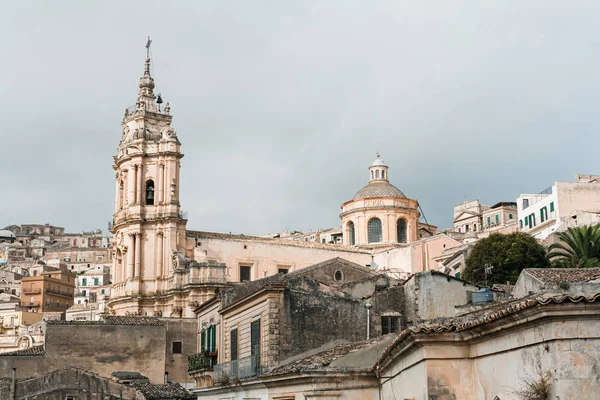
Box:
[119,180,124,209]
[348,221,356,245]
[382,170,386,180]
[368,218,382,243]
[371,170,374,179]
[146,180,155,205]
[375,170,380,179]
[397,219,407,243]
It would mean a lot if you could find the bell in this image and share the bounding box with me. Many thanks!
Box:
[147,188,154,201]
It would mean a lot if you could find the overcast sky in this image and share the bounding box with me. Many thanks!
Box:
[1,1,599,235]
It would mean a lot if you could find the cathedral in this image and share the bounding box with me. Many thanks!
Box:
[108,46,451,317]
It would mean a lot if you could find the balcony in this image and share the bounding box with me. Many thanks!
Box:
[46,288,73,298]
[188,351,218,373]
[21,302,40,308]
[213,354,264,384]
[23,288,41,295]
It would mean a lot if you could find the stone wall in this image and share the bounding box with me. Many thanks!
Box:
[279,290,367,363]
[0,321,166,384]
[161,318,197,386]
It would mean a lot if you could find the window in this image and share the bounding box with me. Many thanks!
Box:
[396,219,407,243]
[250,319,261,374]
[230,328,238,361]
[487,216,491,227]
[321,238,326,243]
[382,170,385,179]
[523,198,529,209]
[146,180,155,205]
[348,222,356,245]
[529,213,536,227]
[200,329,206,352]
[334,270,343,282]
[509,214,513,220]
[473,224,477,232]
[172,341,182,354]
[375,170,380,179]
[278,267,288,274]
[519,220,523,229]
[208,325,216,352]
[368,218,382,243]
[495,214,499,224]
[550,202,555,212]
[101,289,105,294]
[240,265,251,282]
[381,316,399,334]
[82,278,87,286]
[540,206,548,223]
[465,225,469,232]
[93,278,99,286]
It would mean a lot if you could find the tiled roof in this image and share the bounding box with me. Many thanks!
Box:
[264,336,392,377]
[47,316,164,326]
[378,293,600,368]
[133,382,195,399]
[0,345,45,356]
[492,283,514,294]
[186,230,370,254]
[352,181,406,200]
[525,268,600,284]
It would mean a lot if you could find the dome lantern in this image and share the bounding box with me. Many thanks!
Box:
[368,152,389,183]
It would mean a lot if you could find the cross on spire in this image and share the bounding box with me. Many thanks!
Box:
[145,36,152,58]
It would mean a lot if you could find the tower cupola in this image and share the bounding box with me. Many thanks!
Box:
[368,153,389,182]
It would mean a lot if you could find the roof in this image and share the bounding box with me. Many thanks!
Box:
[265,335,394,377]
[0,345,45,356]
[352,181,406,200]
[187,230,369,254]
[524,268,600,284]
[47,316,164,326]
[0,230,16,238]
[132,382,195,400]
[489,201,518,209]
[377,292,600,369]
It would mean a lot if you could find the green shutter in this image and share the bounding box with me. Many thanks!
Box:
[487,216,491,226]
[201,329,206,352]
[495,214,499,224]
[210,325,216,352]
[550,202,555,212]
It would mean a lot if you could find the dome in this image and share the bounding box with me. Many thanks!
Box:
[353,181,406,200]
[371,158,386,167]
[0,230,16,238]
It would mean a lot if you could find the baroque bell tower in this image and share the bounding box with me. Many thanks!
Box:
[109,39,188,316]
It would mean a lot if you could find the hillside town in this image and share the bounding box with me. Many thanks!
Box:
[0,40,599,399]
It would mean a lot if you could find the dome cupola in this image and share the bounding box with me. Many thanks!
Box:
[369,152,389,183]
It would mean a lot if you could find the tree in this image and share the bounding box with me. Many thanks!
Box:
[463,232,549,285]
[547,224,600,268]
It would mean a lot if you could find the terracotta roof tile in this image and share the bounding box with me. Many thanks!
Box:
[132,382,195,399]
[47,316,163,326]
[525,268,600,284]
[0,345,45,356]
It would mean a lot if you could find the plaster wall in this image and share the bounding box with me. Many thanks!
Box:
[380,347,427,400]
[512,273,543,299]
[193,238,371,282]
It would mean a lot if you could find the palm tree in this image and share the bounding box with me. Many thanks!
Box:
[547,224,600,268]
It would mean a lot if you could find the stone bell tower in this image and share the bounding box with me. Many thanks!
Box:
[108,40,189,316]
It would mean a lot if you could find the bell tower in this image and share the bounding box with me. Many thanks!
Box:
[109,39,188,316]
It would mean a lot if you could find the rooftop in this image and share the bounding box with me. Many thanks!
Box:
[132,382,195,400]
[47,316,163,326]
[352,181,406,200]
[0,345,45,357]
[524,268,600,284]
[187,230,370,254]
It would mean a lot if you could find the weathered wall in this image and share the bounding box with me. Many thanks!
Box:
[411,272,477,322]
[0,323,166,384]
[0,367,139,400]
[279,290,367,363]
[161,318,197,386]
[512,272,544,298]
[369,285,406,336]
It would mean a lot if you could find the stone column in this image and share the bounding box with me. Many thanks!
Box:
[134,232,142,278]
[127,234,135,279]
[114,173,120,211]
[157,232,163,277]
[158,163,164,205]
[127,169,135,206]
[136,165,143,205]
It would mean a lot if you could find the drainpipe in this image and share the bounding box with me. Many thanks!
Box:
[11,367,16,400]
[365,303,372,340]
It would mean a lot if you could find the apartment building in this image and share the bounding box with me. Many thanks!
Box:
[21,269,76,314]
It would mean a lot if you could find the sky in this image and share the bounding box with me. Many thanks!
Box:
[1,1,600,236]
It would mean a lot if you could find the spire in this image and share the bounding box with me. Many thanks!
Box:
[136,37,157,112]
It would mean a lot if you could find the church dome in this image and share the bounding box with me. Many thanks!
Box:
[0,230,16,238]
[352,181,406,200]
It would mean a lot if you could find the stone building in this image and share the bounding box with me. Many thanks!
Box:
[20,267,75,315]
[341,153,421,247]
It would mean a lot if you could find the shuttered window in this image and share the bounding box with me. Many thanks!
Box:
[200,329,206,352]
[382,316,399,334]
[230,329,238,361]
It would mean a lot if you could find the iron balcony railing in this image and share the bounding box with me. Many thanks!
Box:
[188,351,218,373]
[213,354,264,382]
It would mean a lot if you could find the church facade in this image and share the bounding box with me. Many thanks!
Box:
[108,46,447,317]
